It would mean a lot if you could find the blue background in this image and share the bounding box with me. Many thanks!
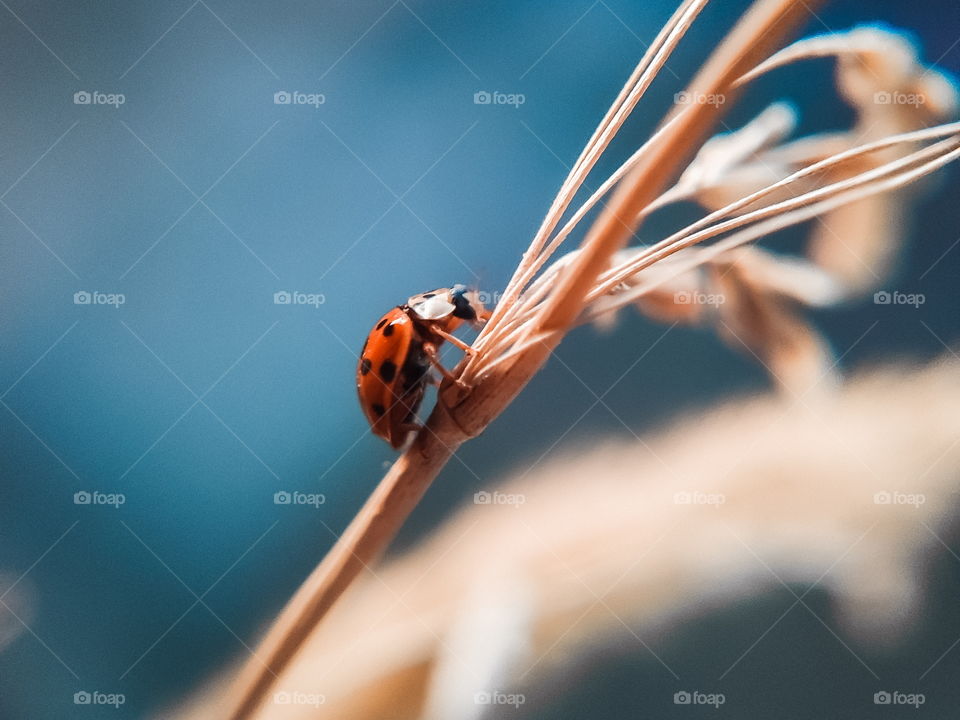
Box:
[0,1,958,718]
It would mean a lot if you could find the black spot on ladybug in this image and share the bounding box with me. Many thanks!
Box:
[371,403,386,416]
[383,323,395,337]
[376,318,388,330]
[360,358,372,375]
[380,360,397,382]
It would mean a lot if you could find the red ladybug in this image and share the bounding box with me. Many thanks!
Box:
[357,285,489,448]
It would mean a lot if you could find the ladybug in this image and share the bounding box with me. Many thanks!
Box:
[357,285,489,448]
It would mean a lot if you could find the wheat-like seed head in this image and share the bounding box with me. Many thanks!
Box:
[461,25,959,395]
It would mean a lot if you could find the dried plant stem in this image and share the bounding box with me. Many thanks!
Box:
[483,0,709,336]
[734,30,889,87]
[492,124,960,339]
[469,0,823,377]
[226,425,464,720]
[473,108,695,358]
[591,129,960,298]
[224,1,823,717]
[580,140,960,323]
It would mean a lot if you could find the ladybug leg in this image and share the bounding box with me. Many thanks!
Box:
[422,342,468,389]
[430,327,478,357]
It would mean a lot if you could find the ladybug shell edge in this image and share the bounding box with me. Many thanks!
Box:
[356,307,419,447]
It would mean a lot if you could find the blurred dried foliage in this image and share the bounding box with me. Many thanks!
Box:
[554,26,960,395]
[222,1,960,716]
[175,355,960,719]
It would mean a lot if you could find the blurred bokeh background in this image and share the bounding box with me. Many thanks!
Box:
[0,0,957,718]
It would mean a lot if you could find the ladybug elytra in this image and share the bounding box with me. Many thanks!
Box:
[356,285,489,448]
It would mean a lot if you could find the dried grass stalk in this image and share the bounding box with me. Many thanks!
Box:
[222,1,960,716]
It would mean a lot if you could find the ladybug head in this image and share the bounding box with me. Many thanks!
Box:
[449,285,487,323]
[407,285,489,325]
